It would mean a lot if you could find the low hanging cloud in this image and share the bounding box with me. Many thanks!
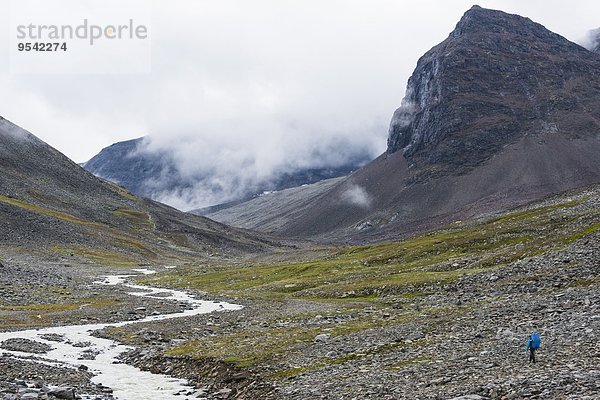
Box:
[341,184,372,209]
[580,28,600,52]
[131,128,377,210]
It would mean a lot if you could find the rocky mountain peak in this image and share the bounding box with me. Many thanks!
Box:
[451,5,543,39]
[387,6,600,177]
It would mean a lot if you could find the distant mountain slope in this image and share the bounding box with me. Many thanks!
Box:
[208,6,600,242]
[0,117,276,265]
[80,137,175,198]
[82,137,371,211]
[194,177,344,232]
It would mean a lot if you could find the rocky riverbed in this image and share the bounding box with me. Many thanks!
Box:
[0,269,243,400]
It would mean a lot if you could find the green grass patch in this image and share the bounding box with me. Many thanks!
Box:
[167,324,325,368]
[112,235,159,261]
[49,246,141,267]
[567,277,599,288]
[564,222,600,243]
[0,303,81,312]
[0,297,120,313]
[166,308,421,373]
[0,195,105,228]
[112,207,153,229]
[144,196,596,301]
[108,183,138,201]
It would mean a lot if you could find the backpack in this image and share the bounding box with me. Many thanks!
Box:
[530,332,541,350]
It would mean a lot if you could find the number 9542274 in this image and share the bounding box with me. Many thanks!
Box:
[17,42,67,52]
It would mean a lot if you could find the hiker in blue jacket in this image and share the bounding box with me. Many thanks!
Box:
[526,332,541,363]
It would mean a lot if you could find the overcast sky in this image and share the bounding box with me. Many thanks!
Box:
[1,0,599,208]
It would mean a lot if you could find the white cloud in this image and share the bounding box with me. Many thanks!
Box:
[341,185,372,209]
[580,28,600,50]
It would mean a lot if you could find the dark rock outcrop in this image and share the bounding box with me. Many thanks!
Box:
[82,137,205,204]
[81,137,174,198]
[387,5,600,177]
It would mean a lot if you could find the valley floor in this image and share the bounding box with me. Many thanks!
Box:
[0,185,599,400]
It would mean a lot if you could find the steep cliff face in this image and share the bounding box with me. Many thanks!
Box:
[388,5,600,176]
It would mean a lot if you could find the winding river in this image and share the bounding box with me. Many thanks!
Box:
[0,267,242,399]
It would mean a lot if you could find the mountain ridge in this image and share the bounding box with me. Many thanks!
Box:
[0,117,277,264]
[387,5,599,177]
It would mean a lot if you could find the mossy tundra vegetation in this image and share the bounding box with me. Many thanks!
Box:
[2,185,597,307]
[100,185,600,394]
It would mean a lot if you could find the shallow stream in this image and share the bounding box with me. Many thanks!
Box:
[0,267,242,399]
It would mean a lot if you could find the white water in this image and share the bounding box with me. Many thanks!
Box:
[0,267,242,399]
